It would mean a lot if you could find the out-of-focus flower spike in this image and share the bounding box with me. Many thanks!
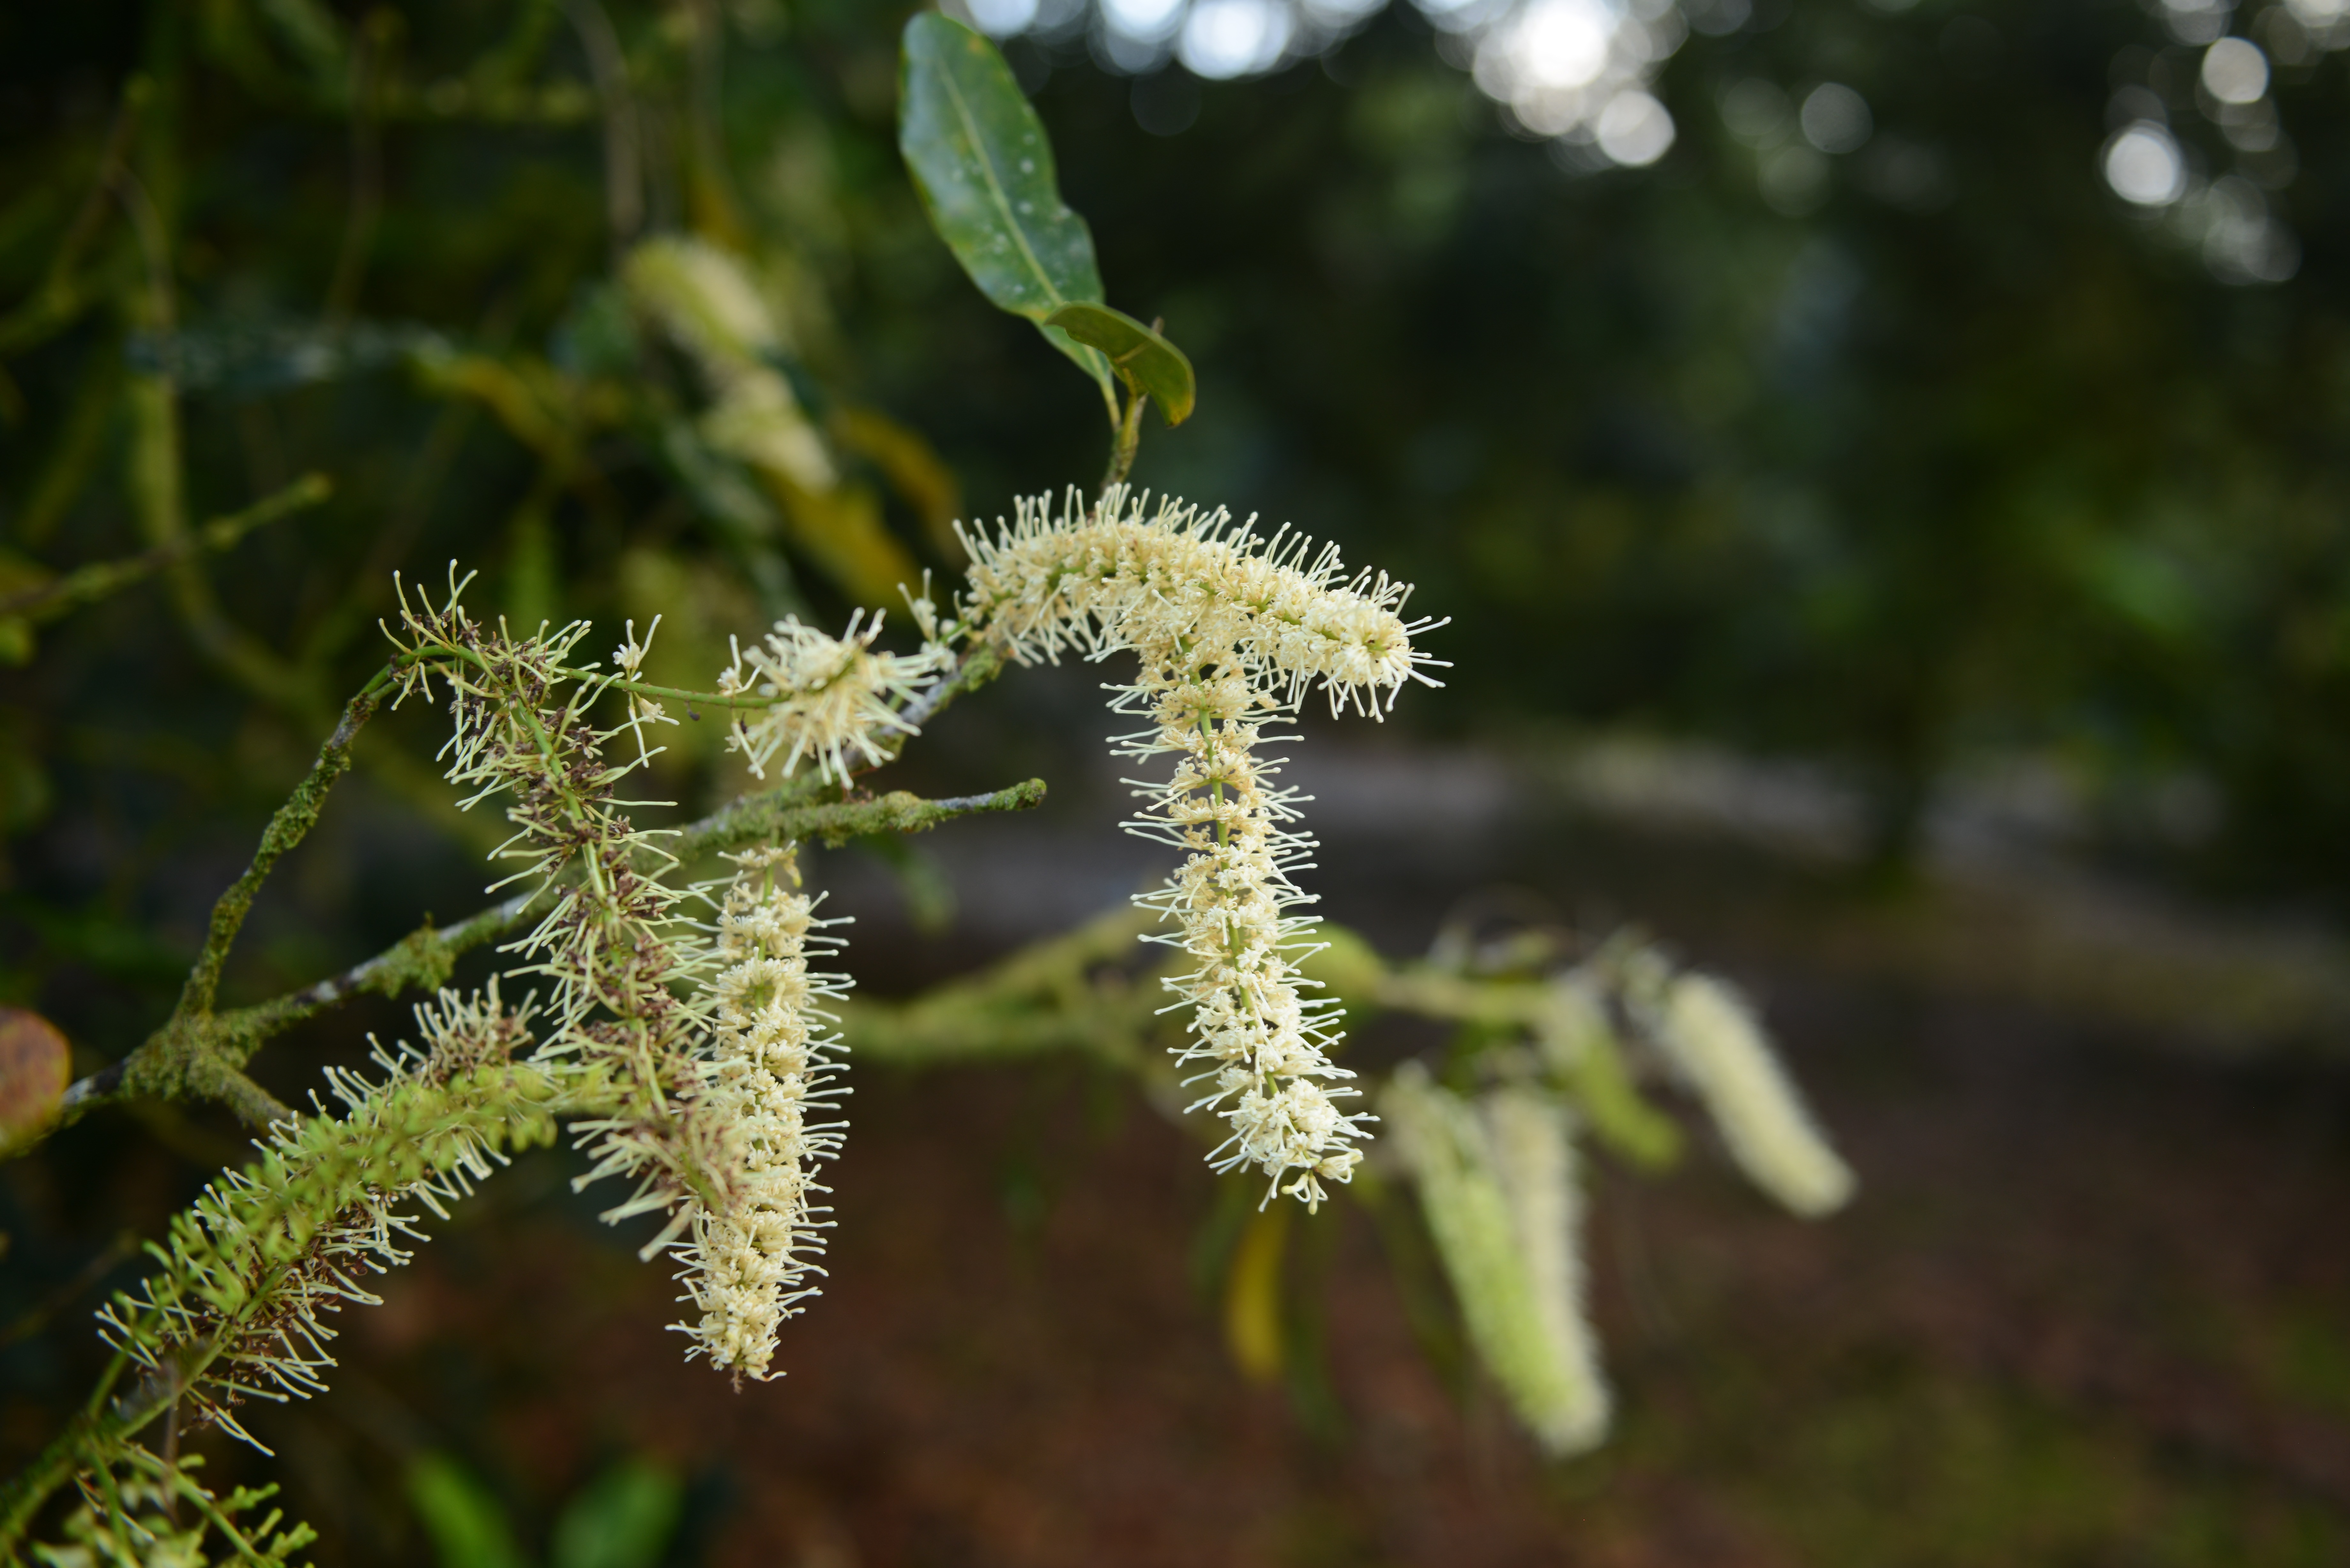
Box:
[1638,969,1855,1217]
[1381,1064,1611,1456]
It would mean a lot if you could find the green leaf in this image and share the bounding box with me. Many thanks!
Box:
[550,1459,684,1568]
[897,13,1113,402]
[406,1454,530,1568]
[1044,302,1196,426]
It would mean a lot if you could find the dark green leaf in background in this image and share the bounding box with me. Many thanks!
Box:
[406,1454,530,1568]
[897,12,1114,407]
[1045,302,1196,427]
[550,1458,684,1568]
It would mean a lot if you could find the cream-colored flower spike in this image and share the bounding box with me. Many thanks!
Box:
[673,846,850,1381]
[1382,1066,1611,1455]
[623,235,787,370]
[957,487,1445,1207]
[623,236,837,492]
[1642,971,1854,1217]
[1480,1085,1611,1454]
[958,486,1442,715]
[1122,656,1369,1207]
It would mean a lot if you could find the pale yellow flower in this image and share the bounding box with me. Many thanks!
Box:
[718,610,943,785]
[671,846,850,1381]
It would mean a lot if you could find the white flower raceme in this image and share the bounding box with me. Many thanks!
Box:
[1382,1064,1611,1455]
[672,846,850,1381]
[702,373,836,493]
[623,235,787,371]
[392,584,724,1263]
[717,610,944,784]
[1481,1084,1611,1454]
[957,486,1441,715]
[394,582,865,1387]
[956,486,1444,1206]
[1122,658,1368,1208]
[1642,971,1855,1217]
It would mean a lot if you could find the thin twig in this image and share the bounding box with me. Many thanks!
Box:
[47,77,149,293]
[176,689,380,1021]
[1100,379,1145,497]
[321,20,387,322]
[0,473,332,624]
[561,0,643,252]
[47,777,1049,1128]
[115,163,321,717]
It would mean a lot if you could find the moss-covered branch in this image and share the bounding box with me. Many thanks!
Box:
[0,471,331,626]
[177,688,379,1021]
[675,775,1047,859]
[38,774,1049,1141]
[843,904,1161,1069]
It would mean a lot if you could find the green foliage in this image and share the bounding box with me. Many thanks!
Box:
[546,1460,682,1568]
[407,1452,681,1568]
[898,12,1116,407]
[406,1456,529,1568]
[1045,301,1196,427]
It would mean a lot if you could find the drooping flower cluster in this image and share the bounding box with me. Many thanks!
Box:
[1120,657,1366,1205]
[94,985,552,1451]
[388,580,724,1259]
[1634,967,1855,1217]
[717,610,944,784]
[388,577,861,1381]
[1382,1065,1611,1456]
[672,846,851,1381]
[957,487,1444,1206]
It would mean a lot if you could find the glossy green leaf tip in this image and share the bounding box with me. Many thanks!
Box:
[1045,302,1197,427]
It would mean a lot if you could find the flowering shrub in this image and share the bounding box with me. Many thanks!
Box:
[0,16,1851,1558]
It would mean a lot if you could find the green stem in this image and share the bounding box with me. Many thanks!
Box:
[41,779,1050,1136]
[1100,377,1145,497]
[0,472,332,625]
[175,687,379,1020]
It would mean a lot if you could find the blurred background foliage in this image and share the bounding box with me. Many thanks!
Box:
[5,0,2350,920]
[4,0,2350,1563]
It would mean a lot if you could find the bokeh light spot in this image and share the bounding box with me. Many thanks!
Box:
[1761,143,1831,214]
[1800,83,1872,155]
[1512,0,1616,90]
[1179,0,1294,77]
[2161,0,2232,46]
[1596,90,1676,165]
[2199,37,2269,103]
[966,0,1042,34]
[1720,78,1792,145]
[2103,122,2187,206]
[1103,0,1186,43]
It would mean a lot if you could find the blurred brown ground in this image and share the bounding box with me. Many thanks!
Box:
[292,857,2350,1565]
[14,734,2350,1566]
